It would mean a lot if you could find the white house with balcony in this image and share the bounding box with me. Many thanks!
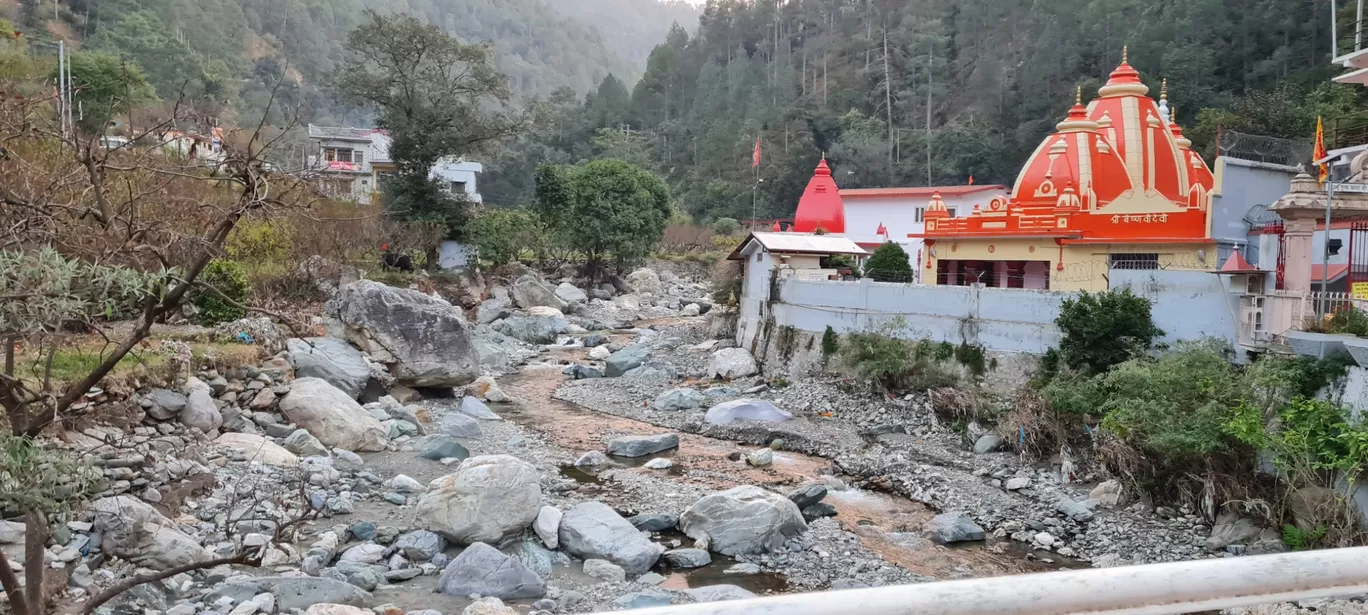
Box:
[307,124,482,204]
[839,185,1005,283]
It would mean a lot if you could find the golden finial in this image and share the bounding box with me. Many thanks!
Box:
[1160,78,1168,100]
[1122,45,1128,64]
[1075,85,1082,105]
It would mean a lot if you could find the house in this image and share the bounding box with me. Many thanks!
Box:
[727,231,868,344]
[842,184,1005,283]
[910,54,1220,292]
[308,124,483,205]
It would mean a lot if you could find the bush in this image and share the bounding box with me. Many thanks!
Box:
[711,217,741,235]
[467,208,545,267]
[192,259,249,325]
[226,219,293,263]
[863,242,912,282]
[838,319,956,391]
[1056,288,1163,375]
[711,259,743,307]
[821,326,839,360]
[1326,306,1368,336]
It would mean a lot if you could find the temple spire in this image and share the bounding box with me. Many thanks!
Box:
[1075,85,1082,106]
[1122,45,1128,64]
[1158,78,1170,123]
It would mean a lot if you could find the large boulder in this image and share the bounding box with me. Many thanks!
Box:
[653,388,706,411]
[511,274,569,311]
[606,434,679,458]
[1205,510,1266,550]
[414,455,542,545]
[684,585,757,603]
[179,389,222,433]
[287,338,371,399]
[626,268,661,294]
[605,345,650,378]
[476,297,513,325]
[328,280,479,388]
[500,312,569,345]
[703,399,793,425]
[678,486,807,556]
[279,377,389,452]
[707,348,758,379]
[214,433,299,466]
[558,501,660,574]
[924,511,985,544]
[206,576,370,611]
[555,282,588,305]
[143,389,187,420]
[90,496,213,571]
[438,542,545,599]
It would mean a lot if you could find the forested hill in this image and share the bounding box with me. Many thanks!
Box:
[483,0,1366,222]
[10,0,694,124]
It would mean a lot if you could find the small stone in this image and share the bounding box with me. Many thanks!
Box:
[350,521,378,541]
[723,563,761,575]
[419,436,470,462]
[746,448,773,467]
[1005,477,1032,491]
[638,572,666,585]
[390,474,425,494]
[382,493,407,506]
[643,458,673,470]
[582,558,626,583]
[662,548,710,568]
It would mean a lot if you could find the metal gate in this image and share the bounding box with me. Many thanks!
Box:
[1350,221,1368,296]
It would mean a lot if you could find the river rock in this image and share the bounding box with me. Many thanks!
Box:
[419,435,470,461]
[1206,510,1265,549]
[394,530,445,561]
[206,576,370,611]
[328,280,479,388]
[214,433,299,466]
[534,506,562,549]
[707,348,758,379]
[284,429,330,457]
[1089,479,1123,507]
[500,314,568,345]
[91,496,213,570]
[582,558,626,583]
[1055,497,1095,522]
[1004,477,1032,491]
[287,337,371,400]
[925,511,985,544]
[629,513,678,532]
[279,377,389,452]
[574,451,614,468]
[459,396,502,420]
[662,548,711,568]
[470,376,509,403]
[511,274,569,311]
[626,268,661,294]
[605,344,650,377]
[555,282,588,304]
[144,389,187,420]
[787,485,827,510]
[476,297,513,325]
[180,389,222,433]
[440,411,484,438]
[614,590,673,610]
[415,455,542,545]
[558,501,660,574]
[973,433,1004,454]
[438,542,545,599]
[703,399,792,425]
[606,433,679,458]
[679,486,807,556]
[653,388,706,411]
[684,585,756,602]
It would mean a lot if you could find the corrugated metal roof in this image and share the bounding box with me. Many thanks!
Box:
[727,232,869,260]
[307,124,386,140]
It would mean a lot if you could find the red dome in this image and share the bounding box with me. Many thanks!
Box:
[1012,92,1133,210]
[1086,52,1189,204]
[793,158,846,233]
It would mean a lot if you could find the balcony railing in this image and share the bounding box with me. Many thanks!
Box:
[1331,110,1368,152]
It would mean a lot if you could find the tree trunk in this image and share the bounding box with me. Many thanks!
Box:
[25,510,47,615]
[882,29,895,184]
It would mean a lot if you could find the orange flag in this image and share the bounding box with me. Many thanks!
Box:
[968,175,975,185]
[752,136,761,168]
[1315,116,1328,184]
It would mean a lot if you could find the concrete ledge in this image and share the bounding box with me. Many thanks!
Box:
[1342,338,1368,366]
[1286,331,1355,360]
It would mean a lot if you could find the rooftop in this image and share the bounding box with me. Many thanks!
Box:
[308,124,387,141]
[840,185,1008,199]
[727,232,868,260]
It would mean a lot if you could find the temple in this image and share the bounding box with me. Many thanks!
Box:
[792,157,846,234]
[908,51,1218,291]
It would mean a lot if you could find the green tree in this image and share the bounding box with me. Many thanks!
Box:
[534,159,671,273]
[61,51,157,134]
[335,11,525,239]
[1055,288,1164,375]
[862,242,913,282]
[467,208,545,266]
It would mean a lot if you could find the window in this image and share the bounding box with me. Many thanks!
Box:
[915,207,925,223]
[1110,253,1159,270]
[755,251,762,262]
[946,207,957,218]
[449,180,467,193]
[353,150,364,164]
[323,148,356,163]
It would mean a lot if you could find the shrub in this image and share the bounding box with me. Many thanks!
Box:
[467,208,545,267]
[1326,306,1368,336]
[838,319,956,391]
[711,217,741,235]
[226,219,293,263]
[192,259,249,325]
[711,259,743,307]
[821,326,839,360]
[862,242,912,282]
[1056,288,1163,374]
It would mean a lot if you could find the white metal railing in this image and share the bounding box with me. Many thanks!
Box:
[1239,290,1368,347]
[623,547,1368,615]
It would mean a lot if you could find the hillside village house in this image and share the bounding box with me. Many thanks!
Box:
[307,124,483,205]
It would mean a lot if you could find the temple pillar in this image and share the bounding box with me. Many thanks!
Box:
[1271,172,1368,294]
[1281,215,1318,293]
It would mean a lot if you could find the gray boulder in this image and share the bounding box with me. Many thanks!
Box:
[415,455,542,545]
[925,511,985,544]
[90,496,213,571]
[685,585,756,602]
[143,389,186,420]
[1206,510,1264,550]
[614,590,673,610]
[629,513,678,532]
[558,501,660,574]
[679,486,807,556]
[206,576,370,611]
[500,313,569,345]
[707,348,758,379]
[283,429,330,457]
[973,433,1004,454]
[286,337,371,400]
[279,377,389,452]
[1055,498,1095,522]
[476,297,513,325]
[703,399,792,425]
[788,485,827,510]
[511,274,569,311]
[662,548,711,568]
[605,345,650,378]
[440,412,484,439]
[328,280,479,388]
[582,558,626,583]
[438,542,545,599]
[555,282,588,304]
[394,530,446,561]
[419,435,470,461]
[179,389,222,433]
[606,434,679,458]
[459,396,502,420]
[653,388,706,411]
[626,268,661,294]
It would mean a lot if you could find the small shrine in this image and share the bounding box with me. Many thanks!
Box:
[911,50,1218,291]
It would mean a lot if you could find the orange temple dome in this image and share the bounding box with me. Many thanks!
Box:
[793,157,846,234]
